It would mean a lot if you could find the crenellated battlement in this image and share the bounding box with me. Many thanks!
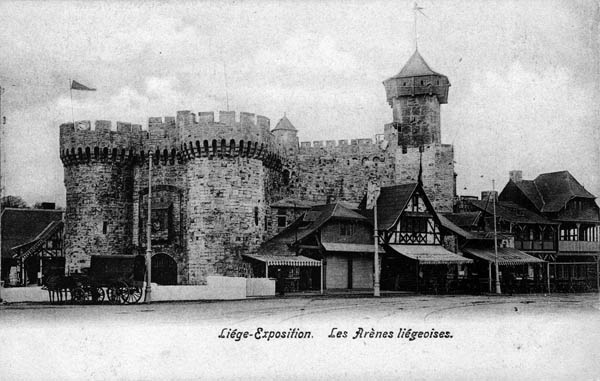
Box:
[298,137,389,156]
[60,120,145,166]
[59,111,286,169]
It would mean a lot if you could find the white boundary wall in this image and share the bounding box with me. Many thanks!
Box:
[246,278,276,297]
[2,276,269,303]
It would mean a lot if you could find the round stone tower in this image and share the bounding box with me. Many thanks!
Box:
[59,120,140,272]
[177,110,286,284]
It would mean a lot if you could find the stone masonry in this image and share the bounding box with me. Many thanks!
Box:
[59,49,457,283]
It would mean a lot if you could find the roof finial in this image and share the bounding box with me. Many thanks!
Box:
[413,1,427,51]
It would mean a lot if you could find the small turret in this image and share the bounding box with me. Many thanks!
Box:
[272,114,299,155]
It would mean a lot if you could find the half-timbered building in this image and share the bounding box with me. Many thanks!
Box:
[500,170,600,291]
[1,207,64,286]
[360,183,472,293]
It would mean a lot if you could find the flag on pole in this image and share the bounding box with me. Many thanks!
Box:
[366,181,381,209]
[71,80,96,91]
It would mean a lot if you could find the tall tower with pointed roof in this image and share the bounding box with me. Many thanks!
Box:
[383,49,450,147]
[383,50,455,212]
[272,114,299,155]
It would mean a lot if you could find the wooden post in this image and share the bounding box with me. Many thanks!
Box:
[416,264,419,293]
[39,255,43,286]
[320,259,323,294]
[488,261,492,293]
[596,257,599,292]
[547,262,551,294]
[265,262,268,278]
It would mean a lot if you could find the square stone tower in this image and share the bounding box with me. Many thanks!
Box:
[383,50,456,212]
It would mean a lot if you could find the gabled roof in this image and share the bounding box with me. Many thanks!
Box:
[11,220,64,259]
[272,115,297,132]
[437,214,476,240]
[261,202,369,252]
[358,183,422,230]
[513,180,544,210]
[469,200,556,225]
[388,50,443,79]
[442,212,481,228]
[1,208,63,258]
[510,171,596,213]
[534,171,595,212]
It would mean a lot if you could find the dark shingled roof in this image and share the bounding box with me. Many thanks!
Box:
[260,203,368,253]
[443,212,481,228]
[359,183,419,230]
[272,115,297,132]
[437,214,476,240]
[1,208,63,258]
[469,200,556,225]
[534,171,596,212]
[388,50,443,79]
[514,180,544,211]
[510,171,596,213]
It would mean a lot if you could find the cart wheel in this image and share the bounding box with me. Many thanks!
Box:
[71,287,87,304]
[108,281,130,304]
[107,285,120,304]
[91,287,105,304]
[128,286,143,304]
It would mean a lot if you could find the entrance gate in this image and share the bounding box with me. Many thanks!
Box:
[151,253,178,285]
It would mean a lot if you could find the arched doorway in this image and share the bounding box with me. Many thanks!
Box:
[151,253,178,285]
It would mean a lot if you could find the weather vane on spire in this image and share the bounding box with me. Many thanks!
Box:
[413,1,427,51]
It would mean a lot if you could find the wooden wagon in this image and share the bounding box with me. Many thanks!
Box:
[69,255,146,304]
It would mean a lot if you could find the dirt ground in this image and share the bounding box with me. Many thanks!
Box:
[1,293,599,380]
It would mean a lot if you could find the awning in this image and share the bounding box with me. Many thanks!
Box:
[387,245,473,265]
[243,254,321,266]
[462,247,546,266]
[321,243,384,253]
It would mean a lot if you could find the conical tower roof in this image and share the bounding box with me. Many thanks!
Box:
[389,49,442,79]
[272,114,297,132]
[383,49,450,105]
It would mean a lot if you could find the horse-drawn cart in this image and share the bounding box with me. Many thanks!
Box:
[45,255,146,305]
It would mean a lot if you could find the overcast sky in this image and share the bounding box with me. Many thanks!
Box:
[0,0,598,206]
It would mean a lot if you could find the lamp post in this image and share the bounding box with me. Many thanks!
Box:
[0,85,4,302]
[144,151,153,303]
[492,179,502,294]
[367,180,381,297]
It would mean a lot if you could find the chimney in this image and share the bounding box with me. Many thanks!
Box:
[481,191,498,202]
[509,170,523,183]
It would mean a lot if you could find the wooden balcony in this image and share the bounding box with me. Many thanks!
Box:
[515,240,555,251]
[558,240,600,253]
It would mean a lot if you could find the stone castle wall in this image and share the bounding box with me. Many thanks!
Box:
[60,112,287,283]
[60,105,456,282]
[291,139,396,204]
[394,143,455,212]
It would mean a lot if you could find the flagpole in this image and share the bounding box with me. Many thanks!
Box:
[69,79,75,128]
[414,2,418,50]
